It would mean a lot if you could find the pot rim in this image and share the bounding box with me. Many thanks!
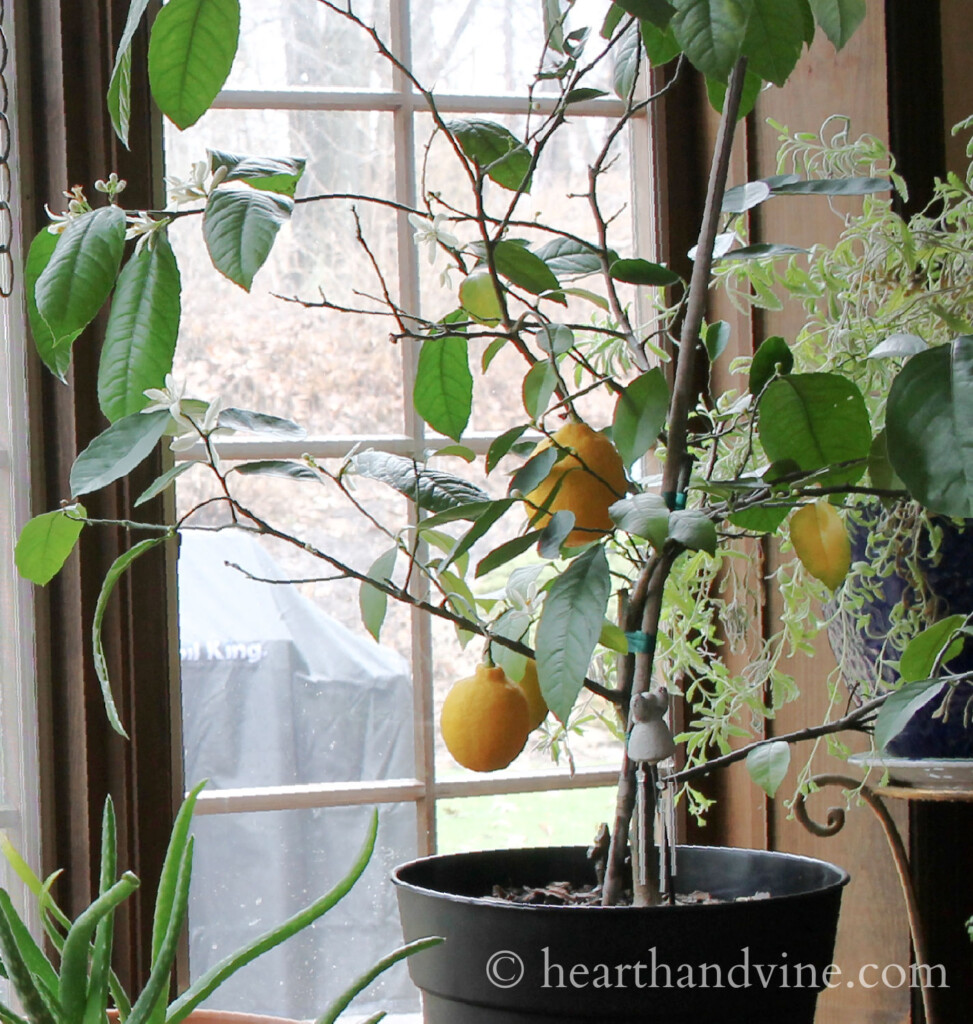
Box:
[391,843,850,911]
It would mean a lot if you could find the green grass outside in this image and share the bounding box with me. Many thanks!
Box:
[436,787,616,854]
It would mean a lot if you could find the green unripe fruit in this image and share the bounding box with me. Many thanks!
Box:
[459,270,504,324]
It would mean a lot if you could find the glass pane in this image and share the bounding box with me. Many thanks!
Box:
[187,804,419,1019]
[230,0,392,90]
[177,470,416,787]
[410,0,613,95]
[166,109,405,436]
[413,111,636,433]
[437,787,617,853]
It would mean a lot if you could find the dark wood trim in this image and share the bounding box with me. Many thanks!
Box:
[885,0,946,215]
[19,0,178,994]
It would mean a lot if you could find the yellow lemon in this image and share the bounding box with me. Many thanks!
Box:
[515,659,549,731]
[524,422,628,547]
[440,664,531,772]
[789,500,851,590]
[459,270,503,324]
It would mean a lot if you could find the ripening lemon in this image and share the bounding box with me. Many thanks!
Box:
[524,422,628,547]
[515,659,549,731]
[789,500,851,590]
[440,664,531,772]
[459,270,504,324]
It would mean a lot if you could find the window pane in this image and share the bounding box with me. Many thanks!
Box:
[167,110,405,435]
[438,787,617,853]
[409,0,612,95]
[187,804,419,1018]
[230,0,392,90]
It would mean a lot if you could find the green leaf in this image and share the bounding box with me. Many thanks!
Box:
[808,0,866,50]
[434,444,477,463]
[704,320,731,362]
[26,229,75,381]
[168,811,379,1024]
[93,537,168,736]
[670,0,753,82]
[418,500,507,529]
[535,545,612,723]
[440,499,516,573]
[538,510,576,557]
[722,180,772,213]
[609,492,670,548]
[360,548,397,641]
[705,64,763,118]
[565,87,609,106]
[874,679,948,753]
[668,509,717,554]
[69,411,170,497]
[609,257,680,286]
[230,460,319,481]
[523,361,559,421]
[317,938,444,1024]
[446,118,532,192]
[616,0,675,22]
[612,368,669,465]
[35,207,127,347]
[108,0,153,145]
[770,176,890,196]
[640,18,682,66]
[899,615,967,684]
[757,372,871,487]
[612,19,642,98]
[99,234,182,422]
[508,446,558,497]
[414,336,472,441]
[716,242,809,261]
[537,324,575,356]
[493,240,562,297]
[886,337,973,517]
[14,505,88,586]
[532,238,611,279]
[728,504,789,533]
[135,461,197,506]
[742,0,806,86]
[208,151,307,197]
[746,741,790,797]
[749,335,793,394]
[599,620,630,654]
[475,529,545,578]
[217,407,305,437]
[487,425,530,473]
[866,429,904,493]
[489,609,531,682]
[352,452,490,512]
[203,188,293,291]
[148,0,241,130]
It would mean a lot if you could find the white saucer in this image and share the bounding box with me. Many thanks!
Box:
[849,752,973,790]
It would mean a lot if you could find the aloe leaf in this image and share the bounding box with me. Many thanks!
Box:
[84,800,119,1024]
[0,892,59,1005]
[0,902,58,1024]
[128,841,194,1024]
[315,937,444,1024]
[59,874,139,1024]
[166,809,379,1024]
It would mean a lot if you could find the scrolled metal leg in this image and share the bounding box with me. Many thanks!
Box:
[794,773,934,1024]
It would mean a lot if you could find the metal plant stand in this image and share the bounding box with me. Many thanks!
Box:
[795,773,973,1024]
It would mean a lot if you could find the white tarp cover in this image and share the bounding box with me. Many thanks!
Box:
[178,528,418,1018]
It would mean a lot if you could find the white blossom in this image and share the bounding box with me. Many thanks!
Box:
[142,374,192,430]
[408,212,459,264]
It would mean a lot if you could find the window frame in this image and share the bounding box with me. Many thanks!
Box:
[171,0,661,854]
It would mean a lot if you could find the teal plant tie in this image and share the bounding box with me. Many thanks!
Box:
[662,491,687,511]
[625,630,656,656]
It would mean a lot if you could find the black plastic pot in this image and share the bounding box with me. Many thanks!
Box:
[393,845,849,1023]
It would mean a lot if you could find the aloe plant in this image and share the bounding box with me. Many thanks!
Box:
[0,782,438,1024]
